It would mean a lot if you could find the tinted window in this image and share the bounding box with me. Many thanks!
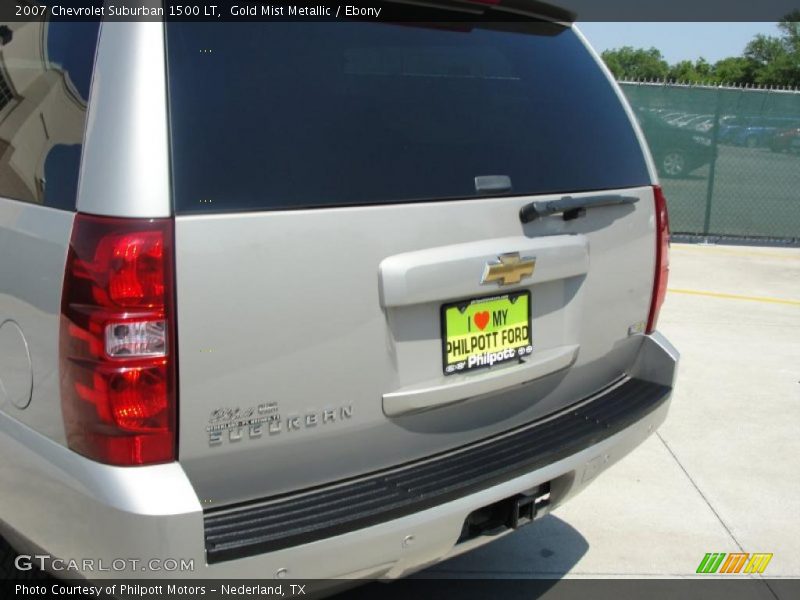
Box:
[166,21,649,214]
[0,21,99,210]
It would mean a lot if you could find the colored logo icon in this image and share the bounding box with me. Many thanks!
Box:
[696,552,773,574]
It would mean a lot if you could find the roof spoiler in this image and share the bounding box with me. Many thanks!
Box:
[485,0,576,23]
[387,0,577,23]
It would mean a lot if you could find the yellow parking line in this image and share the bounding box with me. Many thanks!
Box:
[671,246,800,260]
[668,288,800,307]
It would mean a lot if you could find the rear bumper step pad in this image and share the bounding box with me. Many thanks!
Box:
[204,377,670,563]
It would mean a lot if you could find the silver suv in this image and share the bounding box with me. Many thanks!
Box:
[0,3,677,582]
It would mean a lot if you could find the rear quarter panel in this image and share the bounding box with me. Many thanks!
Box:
[0,199,73,444]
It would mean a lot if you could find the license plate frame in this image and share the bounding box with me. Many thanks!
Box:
[441,290,532,376]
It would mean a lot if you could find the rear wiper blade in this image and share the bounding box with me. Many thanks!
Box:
[519,194,639,223]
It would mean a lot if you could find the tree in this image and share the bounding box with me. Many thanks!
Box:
[600,12,800,87]
[668,58,716,83]
[712,57,758,85]
[744,35,788,67]
[741,12,800,86]
[600,46,669,80]
[777,10,800,52]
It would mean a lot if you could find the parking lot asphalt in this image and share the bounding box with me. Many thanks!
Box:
[417,243,800,585]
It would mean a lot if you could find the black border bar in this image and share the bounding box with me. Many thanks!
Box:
[3,0,800,22]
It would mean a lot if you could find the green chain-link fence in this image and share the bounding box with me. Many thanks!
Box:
[619,81,800,243]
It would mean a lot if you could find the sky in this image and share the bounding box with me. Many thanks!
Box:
[578,22,781,64]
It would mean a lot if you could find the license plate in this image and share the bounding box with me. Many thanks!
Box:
[442,291,532,375]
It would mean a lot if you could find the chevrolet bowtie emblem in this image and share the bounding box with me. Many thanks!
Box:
[481,253,536,286]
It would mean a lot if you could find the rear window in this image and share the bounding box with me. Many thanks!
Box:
[166,21,650,214]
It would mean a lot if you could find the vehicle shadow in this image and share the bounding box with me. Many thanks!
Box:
[336,515,588,599]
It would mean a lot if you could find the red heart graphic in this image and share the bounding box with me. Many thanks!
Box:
[474,311,490,331]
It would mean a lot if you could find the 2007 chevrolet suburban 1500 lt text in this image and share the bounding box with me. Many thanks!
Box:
[0,0,678,582]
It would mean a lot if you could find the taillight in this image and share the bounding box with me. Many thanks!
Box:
[59,214,177,466]
[646,186,670,334]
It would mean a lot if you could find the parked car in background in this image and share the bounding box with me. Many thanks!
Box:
[725,116,800,148]
[681,114,715,133]
[718,115,746,144]
[769,127,800,153]
[663,112,693,126]
[661,113,715,133]
[637,110,715,177]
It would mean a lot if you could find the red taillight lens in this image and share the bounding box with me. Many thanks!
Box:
[60,214,176,466]
[95,231,166,306]
[646,186,670,334]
